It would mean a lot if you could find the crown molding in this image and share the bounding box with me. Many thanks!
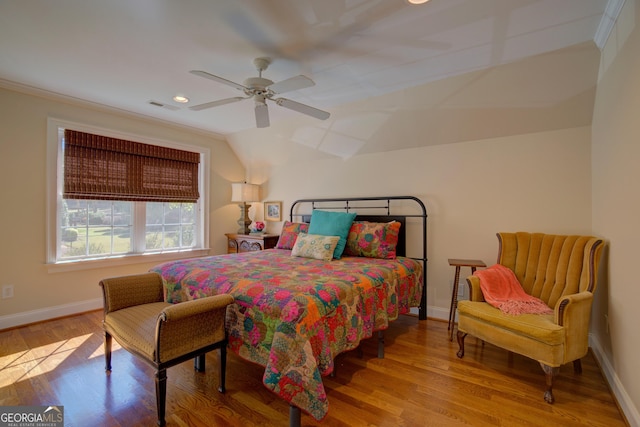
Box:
[594,0,626,50]
[0,78,226,141]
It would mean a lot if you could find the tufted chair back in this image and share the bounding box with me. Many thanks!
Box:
[497,232,602,309]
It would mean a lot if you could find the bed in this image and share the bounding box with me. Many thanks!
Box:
[150,196,428,424]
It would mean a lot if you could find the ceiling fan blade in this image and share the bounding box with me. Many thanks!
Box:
[268,75,315,94]
[190,70,247,91]
[275,98,330,120]
[255,102,270,128]
[189,97,246,111]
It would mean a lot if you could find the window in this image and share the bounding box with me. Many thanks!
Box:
[48,119,209,266]
[145,202,196,252]
[61,200,133,259]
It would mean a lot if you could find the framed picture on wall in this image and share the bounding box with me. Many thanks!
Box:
[265,201,282,222]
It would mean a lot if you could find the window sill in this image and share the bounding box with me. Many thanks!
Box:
[47,249,211,273]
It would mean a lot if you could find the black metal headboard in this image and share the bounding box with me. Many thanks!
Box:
[290,196,428,320]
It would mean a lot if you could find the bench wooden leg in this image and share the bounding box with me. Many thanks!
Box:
[155,368,167,426]
[104,332,112,371]
[218,345,227,393]
[194,354,206,372]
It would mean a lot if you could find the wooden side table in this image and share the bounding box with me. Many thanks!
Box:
[447,258,486,341]
[225,233,279,254]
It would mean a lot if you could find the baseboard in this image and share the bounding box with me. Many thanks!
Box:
[428,305,451,321]
[410,305,449,321]
[0,298,102,330]
[590,334,640,426]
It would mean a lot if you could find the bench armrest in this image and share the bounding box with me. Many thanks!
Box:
[161,294,235,322]
[156,294,234,363]
[100,272,164,314]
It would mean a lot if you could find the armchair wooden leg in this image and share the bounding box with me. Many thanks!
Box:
[573,359,582,374]
[540,363,559,404]
[104,332,112,371]
[456,331,467,358]
[218,345,227,393]
[155,369,167,426]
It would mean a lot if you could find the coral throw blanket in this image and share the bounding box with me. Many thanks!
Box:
[474,264,553,315]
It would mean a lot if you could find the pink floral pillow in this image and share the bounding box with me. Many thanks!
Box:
[276,221,310,249]
[344,221,401,259]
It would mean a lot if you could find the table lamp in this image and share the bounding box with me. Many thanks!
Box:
[231,182,260,234]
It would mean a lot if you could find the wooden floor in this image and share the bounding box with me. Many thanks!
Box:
[0,311,627,427]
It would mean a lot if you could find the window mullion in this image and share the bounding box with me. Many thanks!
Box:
[109,202,115,254]
[81,202,89,257]
[162,202,167,250]
[132,201,147,253]
[179,204,184,248]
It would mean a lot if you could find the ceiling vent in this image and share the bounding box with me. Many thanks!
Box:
[148,100,180,111]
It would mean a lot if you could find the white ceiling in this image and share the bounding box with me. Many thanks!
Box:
[0,0,620,159]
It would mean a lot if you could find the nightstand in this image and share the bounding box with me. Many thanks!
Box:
[225,233,279,254]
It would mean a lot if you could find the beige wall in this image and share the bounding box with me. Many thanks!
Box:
[259,126,593,317]
[0,86,244,326]
[0,83,594,326]
[592,0,640,421]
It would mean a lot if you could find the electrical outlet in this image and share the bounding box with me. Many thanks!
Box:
[457,280,465,299]
[2,284,14,299]
[451,279,465,300]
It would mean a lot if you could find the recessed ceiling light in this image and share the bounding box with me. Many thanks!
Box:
[173,95,189,103]
[407,0,430,4]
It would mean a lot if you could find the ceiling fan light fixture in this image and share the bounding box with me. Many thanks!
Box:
[407,0,430,4]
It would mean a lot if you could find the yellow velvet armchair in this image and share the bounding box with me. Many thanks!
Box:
[456,232,604,404]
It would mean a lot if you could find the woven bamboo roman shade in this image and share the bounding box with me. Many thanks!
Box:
[63,129,200,203]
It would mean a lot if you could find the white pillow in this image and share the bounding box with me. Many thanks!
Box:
[291,233,340,261]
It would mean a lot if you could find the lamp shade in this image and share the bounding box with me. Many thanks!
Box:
[231,182,260,203]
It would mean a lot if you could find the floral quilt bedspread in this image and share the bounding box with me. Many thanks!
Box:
[150,249,423,420]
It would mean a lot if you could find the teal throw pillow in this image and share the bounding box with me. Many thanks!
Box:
[307,210,357,259]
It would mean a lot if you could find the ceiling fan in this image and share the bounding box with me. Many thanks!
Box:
[189,57,330,128]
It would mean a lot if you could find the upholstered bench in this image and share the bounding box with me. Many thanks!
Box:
[100,272,233,426]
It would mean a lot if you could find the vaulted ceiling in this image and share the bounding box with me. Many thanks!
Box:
[0,0,620,166]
